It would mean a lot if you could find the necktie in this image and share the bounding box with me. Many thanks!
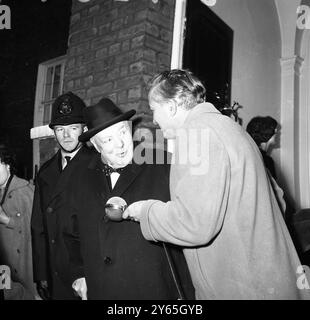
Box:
[62,156,71,170]
[102,164,125,176]
[65,156,71,165]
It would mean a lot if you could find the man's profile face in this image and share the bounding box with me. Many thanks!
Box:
[54,123,84,153]
[90,121,133,168]
[149,94,176,139]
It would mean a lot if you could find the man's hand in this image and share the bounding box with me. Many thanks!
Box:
[122,201,145,222]
[0,206,10,226]
[36,280,51,300]
[72,277,87,300]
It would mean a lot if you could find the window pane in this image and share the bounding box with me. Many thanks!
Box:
[43,103,52,125]
[52,64,61,99]
[44,66,54,101]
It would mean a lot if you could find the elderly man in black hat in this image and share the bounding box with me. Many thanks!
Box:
[63,97,194,300]
[31,92,95,300]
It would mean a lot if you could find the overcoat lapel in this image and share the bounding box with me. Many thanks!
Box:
[39,151,62,188]
[111,162,144,197]
[46,147,90,205]
[87,153,112,207]
[87,153,145,220]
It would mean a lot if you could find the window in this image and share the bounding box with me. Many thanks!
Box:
[33,56,66,129]
[182,0,233,111]
[31,55,66,174]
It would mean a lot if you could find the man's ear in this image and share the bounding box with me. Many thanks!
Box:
[83,126,88,133]
[168,101,177,117]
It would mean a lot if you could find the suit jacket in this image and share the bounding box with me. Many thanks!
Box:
[64,150,195,300]
[31,146,95,299]
[140,103,310,300]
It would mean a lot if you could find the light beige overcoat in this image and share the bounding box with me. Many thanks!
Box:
[140,103,310,300]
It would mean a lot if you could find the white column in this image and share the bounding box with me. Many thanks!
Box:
[168,0,187,154]
[279,56,298,208]
[296,36,310,209]
[170,0,187,69]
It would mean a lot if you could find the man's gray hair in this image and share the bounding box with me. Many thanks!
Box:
[148,69,206,110]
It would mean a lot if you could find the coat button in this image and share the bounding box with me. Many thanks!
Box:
[54,271,58,276]
[17,249,20,254]
[103,256,112,265]
[46,207,53,214]
[51,239,55,244]
[16,213,21,217]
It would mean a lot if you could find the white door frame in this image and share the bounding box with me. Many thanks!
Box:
[168,0,187,153]
[31,55,66,173]
[295,30,310,209]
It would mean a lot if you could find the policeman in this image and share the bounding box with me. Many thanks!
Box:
[31,92,95,300]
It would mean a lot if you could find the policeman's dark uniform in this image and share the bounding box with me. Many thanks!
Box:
[31,92,95,300]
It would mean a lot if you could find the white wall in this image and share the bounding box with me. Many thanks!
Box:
[210,0,282,127]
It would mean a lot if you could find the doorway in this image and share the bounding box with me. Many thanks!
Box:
[182,0,233,111]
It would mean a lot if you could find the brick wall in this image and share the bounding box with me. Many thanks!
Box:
[64,0,175,148]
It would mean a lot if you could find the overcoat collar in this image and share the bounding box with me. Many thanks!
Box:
[88,151,144,198]
[6,175,30,195]
[39,150,62,185]
[47,146,92,204]
[185,102,221,125]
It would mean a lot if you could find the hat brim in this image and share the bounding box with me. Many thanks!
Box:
[49,117,85,129]
[79,109,136,142]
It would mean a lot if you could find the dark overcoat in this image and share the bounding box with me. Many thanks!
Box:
[64,151,195,300]
[31,146,95,299]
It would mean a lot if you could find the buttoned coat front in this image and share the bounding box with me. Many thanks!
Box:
[140,103,310,300]
[64,151,195,300]
[31,146,95,299]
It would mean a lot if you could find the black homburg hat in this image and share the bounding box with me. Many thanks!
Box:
[79,97,136,142]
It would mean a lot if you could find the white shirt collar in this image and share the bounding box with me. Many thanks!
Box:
[61,148,81,169]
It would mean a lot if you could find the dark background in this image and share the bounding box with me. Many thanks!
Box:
[183,0,233,112]
[0,0,72,180]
